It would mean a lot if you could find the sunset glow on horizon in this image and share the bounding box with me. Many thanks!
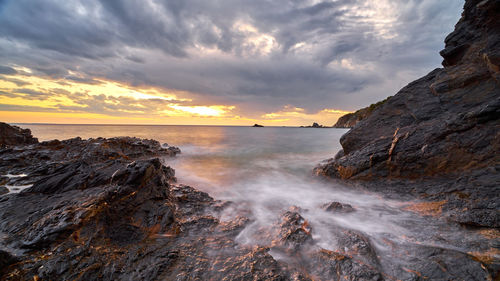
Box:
[0,69,351,126]
[0,0,462,126]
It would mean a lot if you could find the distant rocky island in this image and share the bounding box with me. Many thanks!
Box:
[252,123,264,127]
[300,122,329,128]
[0,0,499,280]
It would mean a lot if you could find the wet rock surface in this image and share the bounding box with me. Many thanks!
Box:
[0,133,180,190]
[321,201,355,213]
[0,124,496,280]
[0,133,389,280]
[317,0,500,229]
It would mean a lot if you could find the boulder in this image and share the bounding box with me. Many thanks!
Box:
[321,201,355,213]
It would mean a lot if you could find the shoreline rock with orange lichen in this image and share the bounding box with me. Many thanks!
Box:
[0,121,494,280]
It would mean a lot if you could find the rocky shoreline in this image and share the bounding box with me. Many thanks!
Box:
[0,124,392,280]
[0,123,498,280]
[1,0,499,280]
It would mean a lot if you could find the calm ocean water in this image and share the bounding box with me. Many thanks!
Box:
[20,124,346,194]
[16,124,490,269]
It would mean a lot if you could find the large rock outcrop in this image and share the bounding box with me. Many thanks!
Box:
[0,122,38,146]
[317,0,500,228]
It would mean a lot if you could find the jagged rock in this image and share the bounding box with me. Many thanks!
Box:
[316,0,500,230]
[335,230,379,268]
[0,122,38,146]
[0,154,298,280]
[0,250,19,274]
[0,136,180,189]
[308,249,383,281]
[252,124,264,127]
[272,210,313,251]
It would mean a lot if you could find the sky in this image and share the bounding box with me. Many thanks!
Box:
[0,0,463,126]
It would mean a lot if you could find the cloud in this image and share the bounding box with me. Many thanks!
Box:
[0,65,17,75]
[0,88,53,100]
[0,103,58,112]
[0,0,464,120]
[64,75,102,85]
[0,76,30,86]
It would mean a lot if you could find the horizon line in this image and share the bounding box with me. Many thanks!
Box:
[10,122,322,128]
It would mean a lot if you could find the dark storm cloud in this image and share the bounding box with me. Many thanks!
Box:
[0,0,464,113]
[0,1,115,59]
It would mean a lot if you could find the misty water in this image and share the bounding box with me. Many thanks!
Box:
[21,124,492,272]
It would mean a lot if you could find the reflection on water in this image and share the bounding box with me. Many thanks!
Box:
[20,124,496,273]
[25,124,343,194]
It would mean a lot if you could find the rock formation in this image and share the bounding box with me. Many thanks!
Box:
[301,122,328,128]
[0,122,38,146]
[316,0,500,229]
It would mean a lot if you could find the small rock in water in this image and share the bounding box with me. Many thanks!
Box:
[272,210,313,251]
[321,201,355,213]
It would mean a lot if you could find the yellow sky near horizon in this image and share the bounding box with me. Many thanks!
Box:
[0,72,351,126]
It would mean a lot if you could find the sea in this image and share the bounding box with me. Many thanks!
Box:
[16,124,491,271]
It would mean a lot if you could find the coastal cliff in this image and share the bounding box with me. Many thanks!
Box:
[317,0,500,228]
[333,97,391,128]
